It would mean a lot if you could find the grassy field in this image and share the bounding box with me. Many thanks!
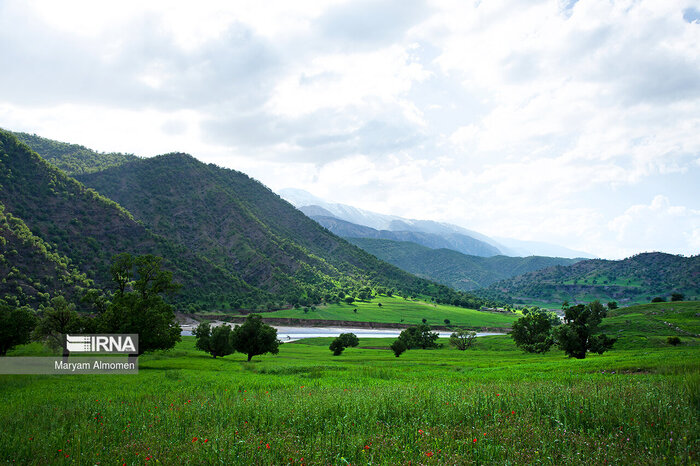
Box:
[1,303,698,465]
[238,295,519,329]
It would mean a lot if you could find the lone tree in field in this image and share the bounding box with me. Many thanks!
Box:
[671,293,684,302]
[554,300,616,359]
[99,254,181,355]
[511,312,555,354]
[0,304,37,356]
[194,322,234,358]
[230,314,280,361]
[390,339,407,357]
[398,324,439,349]
[449,329,477,350]
[329,332,359,356]
[32,296,87,359]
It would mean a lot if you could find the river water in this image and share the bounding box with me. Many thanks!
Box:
[181,323,504,342]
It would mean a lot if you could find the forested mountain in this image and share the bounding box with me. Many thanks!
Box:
[346,237,580,291]
[487,252,700,305]
[0,130,262,310]
[74,153,489,308]
[12,131,138,175]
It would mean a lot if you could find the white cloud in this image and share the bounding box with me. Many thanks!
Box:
[0,0,699,258]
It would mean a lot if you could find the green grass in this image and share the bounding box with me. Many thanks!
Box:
[1,326,698,464]
[247,295,518,329]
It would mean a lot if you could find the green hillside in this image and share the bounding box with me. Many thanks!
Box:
[0,201,92,307]
[8,130,499,312]
[0,129,261,309]
[73,153,492,309]
[346,237,580,291]
[12,131,138,175]
[487,252,700,305]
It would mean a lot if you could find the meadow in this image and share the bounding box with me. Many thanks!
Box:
[238,295,518,329]
[1,303,698,466]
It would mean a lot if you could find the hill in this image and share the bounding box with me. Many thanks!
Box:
[345,237,580,291]
[11,131,138,175]
[487,252,700,305]
[0,129,262,310]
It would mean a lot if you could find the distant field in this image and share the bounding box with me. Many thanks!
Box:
[242,295,519,329]
[2,324,698,465]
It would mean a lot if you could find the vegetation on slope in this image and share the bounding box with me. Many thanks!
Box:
[346,237,580,291]
[0,130,262,310]
[75,152,494,309]
[487,252,700,305]
[11,131,138,175]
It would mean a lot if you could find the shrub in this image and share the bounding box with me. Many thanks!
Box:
[667,336,681,346]
[390,339,407,357]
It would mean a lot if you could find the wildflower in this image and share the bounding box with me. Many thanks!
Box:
[364,445,370,450]
[192,437,198,442]
[204,439,209,443]
[473,438,477,443]
[511,411,515,414]
[266,443,270,449]
[418,429,424,435]
[425,451,433,457]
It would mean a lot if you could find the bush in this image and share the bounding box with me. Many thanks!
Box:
[390,339,406,357]
[667,336,681,346]
[671,293,684,302]
[398,324,438,349]
[329,333,359,356]
[651,297,666,303]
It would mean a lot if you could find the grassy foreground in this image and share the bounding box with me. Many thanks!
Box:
[1,331,698,465]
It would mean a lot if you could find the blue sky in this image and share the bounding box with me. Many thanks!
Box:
[1,0,698,259]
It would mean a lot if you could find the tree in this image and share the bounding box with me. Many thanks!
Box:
[398,324,438,349]
[0,304,37,355]
[671,293,684,302]
[607,301,618,310]
[329,333,359,356]
[99,254,181,355]
[390,339,407,357]
[667,336,681,346]
[32,296,86,359]
[554,301,616,359]
[194,322,234,358]
[444,319,451,325]
[449,329,476,350]
[651,297,666,303]
[230,314,280,361]
[511,312,554,354]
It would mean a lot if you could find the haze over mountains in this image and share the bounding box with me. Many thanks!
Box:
[279,188,594,259]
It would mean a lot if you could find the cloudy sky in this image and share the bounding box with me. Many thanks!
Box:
[1,0,699,259]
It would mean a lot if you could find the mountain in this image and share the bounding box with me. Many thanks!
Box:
[493,237,595,260]
[487,252,700,305]
[0,129,262,310]
[280,188,593,259]
[345,237,581,291]
[12,131,138,175]
[311,215,502,257]
[65,150,494,309]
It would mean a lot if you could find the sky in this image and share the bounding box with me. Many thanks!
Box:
[1,0,699,259]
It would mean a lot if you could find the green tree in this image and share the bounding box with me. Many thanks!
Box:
[554,301,616,359]
[230,314,280,361]
[398,324,438,349]
[99,254,181,355]
[449,329,476,350]
[667,336,681,346]
[607,301,618,310]
[0,304,37,355]
[511,312,554,354]
[194,322,234,358]
[671,293,684,302]
[390,339,407,357]
[32,296,85,359]
[329,333,359,356]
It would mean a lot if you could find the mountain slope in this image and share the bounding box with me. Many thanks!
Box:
[346,237,580,291]
[74,153,493,308]
[488,252,700,305]
[12,131,138,175]
[0,130,260,310]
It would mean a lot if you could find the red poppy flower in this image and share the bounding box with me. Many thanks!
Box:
[204,439,209,443]
[192,437,198,442]
[473,438,477,443]
[266,443,270,449]
[425,451,433,457]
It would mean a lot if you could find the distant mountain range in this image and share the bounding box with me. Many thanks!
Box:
[345,238,580,291]
[279,188,594,259]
